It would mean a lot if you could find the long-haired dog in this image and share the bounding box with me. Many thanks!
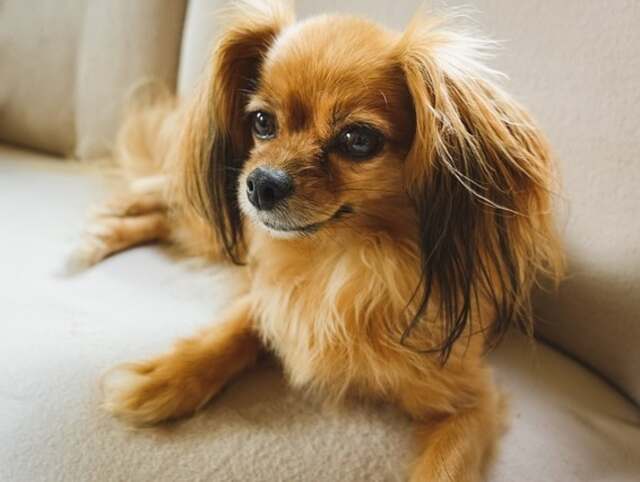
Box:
[74,1,563,480]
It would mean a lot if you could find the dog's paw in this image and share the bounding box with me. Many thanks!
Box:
[64,194,169,275]
[64,220,122,273]
[101,357,218,426]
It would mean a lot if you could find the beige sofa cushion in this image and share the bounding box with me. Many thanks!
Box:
[0,0,187,159]
[75,1,187,159]
[456,0,640,404]
[0,0,86,155]
[1,144,638,482]
[177,0,225,97]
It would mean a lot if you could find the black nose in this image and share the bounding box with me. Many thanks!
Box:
[246,167,294,211]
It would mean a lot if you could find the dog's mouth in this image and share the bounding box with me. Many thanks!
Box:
[259,204,353,235]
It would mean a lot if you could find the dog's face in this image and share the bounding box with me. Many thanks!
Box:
[237,17,414,237]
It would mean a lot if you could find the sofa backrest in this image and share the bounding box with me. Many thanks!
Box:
[0,0,187,158]
[177,0,223,98]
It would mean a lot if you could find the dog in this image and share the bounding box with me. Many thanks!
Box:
[73,1,564,480]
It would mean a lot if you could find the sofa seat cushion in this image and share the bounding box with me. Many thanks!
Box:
[1,144,639,482]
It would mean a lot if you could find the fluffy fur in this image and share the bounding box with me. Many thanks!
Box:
[77,2,564,480]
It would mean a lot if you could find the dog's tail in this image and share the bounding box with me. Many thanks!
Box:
[113,79,181,184]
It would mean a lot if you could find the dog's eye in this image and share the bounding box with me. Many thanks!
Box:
[252,111,276,139]
[337,125,383,159]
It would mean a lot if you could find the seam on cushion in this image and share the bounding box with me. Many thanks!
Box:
[536,333,640,410]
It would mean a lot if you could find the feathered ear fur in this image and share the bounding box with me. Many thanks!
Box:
[179,1,294,263]
[395,14,564,359]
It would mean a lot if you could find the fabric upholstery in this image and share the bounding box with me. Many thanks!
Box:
[75,0,187,159]
[1,144,639,482]
[177,0,225,97]
[0,0,187,158]
[292,0,640,405]
[1,0,639,479]
[462,0,640,405]
[0,0,87,155]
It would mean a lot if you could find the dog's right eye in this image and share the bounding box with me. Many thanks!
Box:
[336,125,383,160]
[252,111,277,139]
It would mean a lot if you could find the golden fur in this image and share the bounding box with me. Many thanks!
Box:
[76,2,564,480]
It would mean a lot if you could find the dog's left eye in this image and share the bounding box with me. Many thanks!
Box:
[337,125,383,159]
[252,111,277,139]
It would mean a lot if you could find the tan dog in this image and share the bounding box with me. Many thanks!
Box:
[74,2,563,480]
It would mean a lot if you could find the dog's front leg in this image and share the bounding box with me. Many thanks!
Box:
[406,383,505,482]
[102,295,260,425]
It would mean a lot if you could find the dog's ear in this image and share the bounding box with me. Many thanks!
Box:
[179,1,294,263]
[395,14,564,359]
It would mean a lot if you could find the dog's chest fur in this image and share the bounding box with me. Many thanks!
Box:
[247,231,422,397]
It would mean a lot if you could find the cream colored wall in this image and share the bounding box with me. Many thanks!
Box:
[295,0,640,402]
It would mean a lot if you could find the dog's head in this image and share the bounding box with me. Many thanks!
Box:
[237,15,416,240]
[181,1,563,358]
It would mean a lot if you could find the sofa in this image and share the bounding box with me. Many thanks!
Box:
[1,1,639,481]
